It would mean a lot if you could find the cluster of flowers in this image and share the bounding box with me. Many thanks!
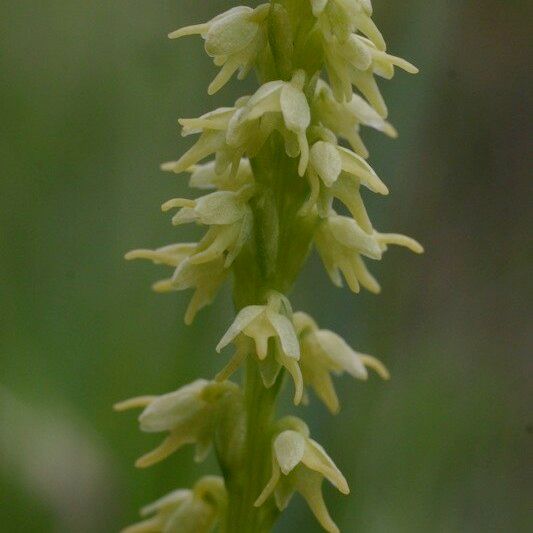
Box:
[119,1,420,531]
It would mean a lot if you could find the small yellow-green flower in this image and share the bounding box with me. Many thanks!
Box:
[322,33,418,112]
[255,418,348,533]
[114,380,240,467]
[169,5,270,95]
[122,476,226,533]
[216,292,304,404]
[161,184,255,267]
[294,311,389,413]
[181,159,253,192]
[315,212,423,293]
[239,70,311,175]
[125,246,228,324]
[303,135,388,214]
[313,79,397,158]
[312,0,384,49]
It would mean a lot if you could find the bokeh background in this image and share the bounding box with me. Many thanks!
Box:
[1,1,531,531]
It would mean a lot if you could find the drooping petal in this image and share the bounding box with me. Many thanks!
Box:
[267,309,300,359]
[302,439,349,494]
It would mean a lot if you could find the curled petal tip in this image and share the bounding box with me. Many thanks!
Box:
[409,239,425,254]
[293,386,304,406]
[160,161,177,172]
[124,249,151,261]
[330,404,341,416]
[167,23,207,40]
[134,457,152,469]
[113,396,156,411]
[361,355,391,380]
[384,123,398,138]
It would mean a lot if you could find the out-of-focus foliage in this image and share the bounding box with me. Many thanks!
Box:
[0,1,530,531]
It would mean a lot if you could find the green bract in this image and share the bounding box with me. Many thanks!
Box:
[119,1,421,531]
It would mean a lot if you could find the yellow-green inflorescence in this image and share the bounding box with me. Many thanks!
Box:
[117,1,422,531]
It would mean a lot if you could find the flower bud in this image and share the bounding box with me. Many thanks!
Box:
[126,246,228,325]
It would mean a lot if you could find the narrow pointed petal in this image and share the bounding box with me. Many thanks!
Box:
[114,396,156,412]
[378,233,424,253]
[168,23,210,40]
[360,354,390,380]
[135,434,192,468]
[255,463,281,507]
[303,439,349,494]
[297,472,340,533]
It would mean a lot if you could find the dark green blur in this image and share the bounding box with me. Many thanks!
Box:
[0,1,530,531]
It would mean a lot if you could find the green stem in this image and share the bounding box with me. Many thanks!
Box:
[222,10,318,522]
[225,359,281,532]
[224,129,315,530]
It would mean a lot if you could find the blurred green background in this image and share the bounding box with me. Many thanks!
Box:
[1,1,531,531]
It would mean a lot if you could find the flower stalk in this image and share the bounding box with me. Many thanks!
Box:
[117,1,421,531]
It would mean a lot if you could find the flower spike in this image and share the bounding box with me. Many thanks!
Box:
[122,0,423,530]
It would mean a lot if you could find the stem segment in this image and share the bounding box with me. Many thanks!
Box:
[224,135,313,530]
[225,359,281,532]
[222,14,318,524]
